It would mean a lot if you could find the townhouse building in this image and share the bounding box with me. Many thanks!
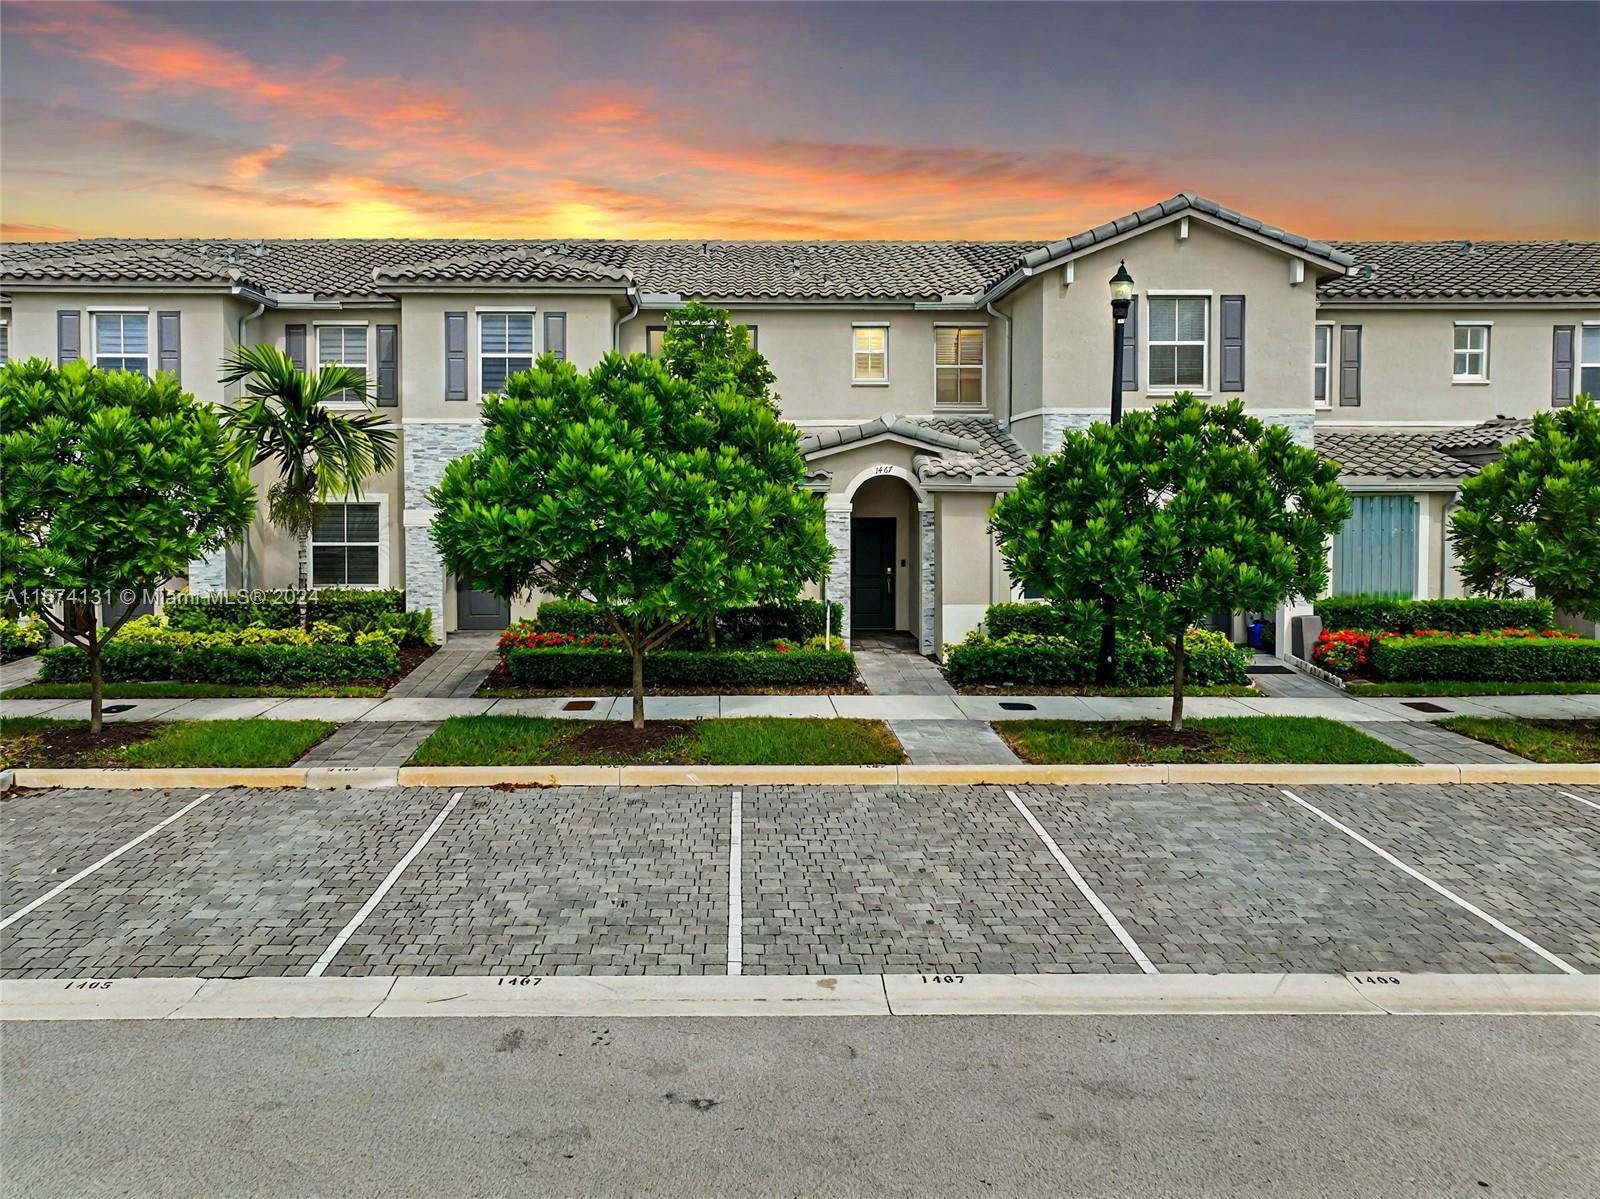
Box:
[3,193,1596,652]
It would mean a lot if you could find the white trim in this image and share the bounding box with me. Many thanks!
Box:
[1415,493,1431,599]
[1451,322,1490,383]
[91,310,150,375]
[309,493,391,590]
[1176,216,1189,241]
[1289,259,1306,286]
[471,306,537,313]
[1145,290,1210,394]
[1451,319,1494,326]
[1313,320,1334,409]
[851,323,889,384]
[931,322,986,409]
[84,305,150,313]
[842,462,926,503]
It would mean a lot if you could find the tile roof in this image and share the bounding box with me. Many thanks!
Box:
[798,414,1029,485]
[1322,241,1600,300]
[373,247,631,285]
[1431,417,1534,452]
[1314,428,1474,481]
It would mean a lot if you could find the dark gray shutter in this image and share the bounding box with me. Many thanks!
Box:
[1219,295,1245,392]
[543,312,567,360]
[445,311,467,400]
[1119,296,1138,391]
[56,310,81,364]
[285,323,307,371]
[1552,326,1575,407]
[157,311,181,379]
[1338,325,1362,406]
[375,324,398,406]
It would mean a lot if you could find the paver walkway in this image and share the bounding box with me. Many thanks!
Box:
[1247,654,1345,698]
[297,721,442,768]
[385,631,499,699]
[890,719,1021,764]
[852,631,955,696]
[1356,719,1529,765]
[0,655,43,691]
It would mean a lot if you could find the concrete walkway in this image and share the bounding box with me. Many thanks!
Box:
[384,631,499,699]
[296,720,442,768]
[0,654,43,691]
[852,631,955,695]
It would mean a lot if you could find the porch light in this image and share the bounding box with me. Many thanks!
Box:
[1109,260,1135,310]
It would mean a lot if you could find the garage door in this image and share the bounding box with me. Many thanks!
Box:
[1333,494,1417,597]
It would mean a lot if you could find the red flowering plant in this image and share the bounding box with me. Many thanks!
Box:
[1314,623,1578,676]
[497,620,619,667]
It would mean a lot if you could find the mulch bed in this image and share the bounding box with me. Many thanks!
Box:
[473,665,866,697]
[1120,724,1219,751]
[566,720,693,757]
[0,720,158,769]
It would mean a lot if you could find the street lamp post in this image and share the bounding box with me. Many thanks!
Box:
[1096,260,1135,686]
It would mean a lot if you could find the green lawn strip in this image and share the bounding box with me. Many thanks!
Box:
[1346,681,1600,697]
[1436,717,1600,764]
[3,681,385,700]
[997,716,1416,765]
[409,716,904,766]
[0,717,338,768]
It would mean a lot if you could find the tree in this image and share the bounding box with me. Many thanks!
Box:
[990,395,1350,730]
[0,359,255,732]
[429,306,830,728]
[1450,396,1600,621]
[218,345,398,627]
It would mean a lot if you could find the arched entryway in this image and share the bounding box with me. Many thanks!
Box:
[824,466,934,651]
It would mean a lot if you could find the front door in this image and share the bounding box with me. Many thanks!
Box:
[455,577,510,631]
[850,517,896,631]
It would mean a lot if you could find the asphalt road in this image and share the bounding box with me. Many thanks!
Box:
[4,1015,1597,1198]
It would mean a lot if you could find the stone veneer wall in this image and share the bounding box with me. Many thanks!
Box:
[918,505,936,654]
[404,420,486,641]
[823,500,851,648]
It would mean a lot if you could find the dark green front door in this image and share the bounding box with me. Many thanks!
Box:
[455,578,510,630]
[851,517,896,631]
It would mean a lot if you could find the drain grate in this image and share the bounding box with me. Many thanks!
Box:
[101,704,135,714]
[562,700,597,712]
[999,701,1037,711]
[1402,701,1452,714]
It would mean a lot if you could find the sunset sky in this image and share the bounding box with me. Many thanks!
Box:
[3,0,1596,244]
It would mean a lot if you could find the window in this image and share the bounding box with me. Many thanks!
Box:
[645,326,667,357]
[1313,323,1333,407]
[1581,326,1600,397]
[1453,324,1489,382]
[852,325,888,383]
[0,321,8,365]
[478,313,532,394]
[1148,295,1207,390]
[740,324,758,350]
[311,503,381,587]
[94,312,148,375]
[317,324,367,400]
[935,327,985,406]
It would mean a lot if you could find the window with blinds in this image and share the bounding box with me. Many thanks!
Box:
[311,503,381,587]
[94,313,149,375]
[0,322,8,365]
[317,325,367,400]
[935,326,985,406]
[852,325,888,382]
[1148,296,1208,390]
[479,313,533,394]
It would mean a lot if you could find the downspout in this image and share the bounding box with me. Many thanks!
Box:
[612,272,640,351]
[985,300,1013,430]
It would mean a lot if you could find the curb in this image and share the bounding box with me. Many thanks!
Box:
[8,762,1598,790]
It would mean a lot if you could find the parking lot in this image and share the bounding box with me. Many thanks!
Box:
[2,782,1597,980]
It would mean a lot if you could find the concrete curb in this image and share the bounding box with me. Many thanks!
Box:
[3,972,1594,1021]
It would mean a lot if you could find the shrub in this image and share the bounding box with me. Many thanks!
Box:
[1,617,46,661]
[39,640,398,683]
[1313,628,1371,673]
[1370,632,1600,682]
[1314,595,1553,634]
[166,588,408,631]
[984,603,1070,639]
[534,598,842,644]
[504,645,855,688]
[944,628,1249,688]
[40,642,178,682]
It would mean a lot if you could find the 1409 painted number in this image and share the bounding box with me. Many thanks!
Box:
[1350,975,1401,985]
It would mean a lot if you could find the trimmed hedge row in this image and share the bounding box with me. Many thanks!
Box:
[1369,634,1600,682]
[945,633,1250,688]
[505,646,855,688]
[984,603,1070,639]
[536,599,844,643]
[39,641,398,684]
[1314,595,1554,634]
[166,588,407,631]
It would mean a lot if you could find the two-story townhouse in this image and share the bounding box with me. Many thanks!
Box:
[4,193,1595,653]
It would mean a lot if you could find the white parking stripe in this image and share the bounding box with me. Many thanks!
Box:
[1278,789,1581,976]
[0,792,214,932]
[1005,790,1158,974]
[1559,790,1600,813]
[728,789,743,977]
[307,790,464,978]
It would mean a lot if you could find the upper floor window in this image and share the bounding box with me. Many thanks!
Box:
[311,502,381,588]
[645,326,667,357]
[1580,326,1599,396]
[852,324,888,383]
[94,312,148,376]
[479,312,532,394]
[1148,295,1207,390]
[0,320,8,365]
[935,326,985,406]
[740,324,758,351]
[1453,323,1490,382]
[1313,323,1333,407]
[317,324,367,400]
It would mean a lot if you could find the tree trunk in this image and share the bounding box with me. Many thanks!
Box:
[88,612,103,736]
[1170,628,1187,733]
[630,641,646,730]
[297,533,311,631]
[1095,594,1116,687]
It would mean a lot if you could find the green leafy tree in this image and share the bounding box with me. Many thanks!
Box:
[1450,395,1600,621]
[429,307,830,728]
[218,345,398,627]
[991,395,1350,730]
[0,359,255,732]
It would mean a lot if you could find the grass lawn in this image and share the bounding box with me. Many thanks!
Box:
[3,681,385,700]
[0,717,337,769]
[998,716,1415,765]
[409,716,904,766]
[1346,680,1600,697]
[1437,717,1600,763]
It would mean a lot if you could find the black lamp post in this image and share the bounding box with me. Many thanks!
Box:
[1096,260,1135,685]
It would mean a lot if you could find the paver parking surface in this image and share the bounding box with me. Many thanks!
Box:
[742,786,1140,974]
[1016,783,1571,974]
[0,787,451,979]
[320,787,727,977]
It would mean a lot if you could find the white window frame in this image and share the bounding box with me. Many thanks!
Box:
[1452,321,1491,384]
[0,317,8,366]
[309,494,389,590]
[1146,290,1211,394]
[933,323,986,408]
[91,309,151,376]
[1578,320,1600,398]
[474,307,536,396]
[313,321,370,402]
[1313,320,1335,409]
[851,322,890,385]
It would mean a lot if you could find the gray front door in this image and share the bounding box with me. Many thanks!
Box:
[455,578,510,630]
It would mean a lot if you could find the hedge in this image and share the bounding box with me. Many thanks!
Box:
[984,603,1071,639]
[536,599,844,643]
[1314,595,1554,634]
[504,645,855,688]
[1369,634,1600,682]
[39,641,398,684]
[945,632,1250,688]
[166,588,407,631]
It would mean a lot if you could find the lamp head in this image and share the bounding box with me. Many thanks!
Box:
[1109,259,1135,308]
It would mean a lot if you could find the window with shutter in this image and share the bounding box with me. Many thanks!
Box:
[317,324,367,400]
[311,503,382,587]
[852,325,888,383]
[1313,323,1333,407]
[479,313,533,394]
[934,326,985,406]
[1581,327,1600,398]
[1147,296,1207,390]
[94,313,149,376]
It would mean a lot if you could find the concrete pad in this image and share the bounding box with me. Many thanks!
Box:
[1076,698,1171,721]
[357,698,494,721]
[1469,695,1600,719]
[1457,763,1600,785]
[899,764,1169,785]
[0,699,77,718]
[11,767,306,790]
[1344,697,1506,721]
[1,978,205,1022]
[158,698,287,721]
[485,697,614,719]
[1182,698,1272,718]
[953,695,1099,721]
[262,698,386,722]
[36,698,191,723]
[831,694,965,720]
[1344,973,1600,1015]
[395,765,622,787]
[619,765,899,787]
[376,974,890,1018]
[171,977,396,1020]
[1164,763,1462,785]
[884,973,1372,1016]
[718,695,837,718]
[1233,697,1387,721]
[305,766,400,790]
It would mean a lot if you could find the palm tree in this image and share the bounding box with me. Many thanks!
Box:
[218,345,398,627]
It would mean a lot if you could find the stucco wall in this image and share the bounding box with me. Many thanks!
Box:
[934,490,999,651]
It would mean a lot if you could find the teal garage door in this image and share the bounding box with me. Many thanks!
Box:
[1333,495,1418,597]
